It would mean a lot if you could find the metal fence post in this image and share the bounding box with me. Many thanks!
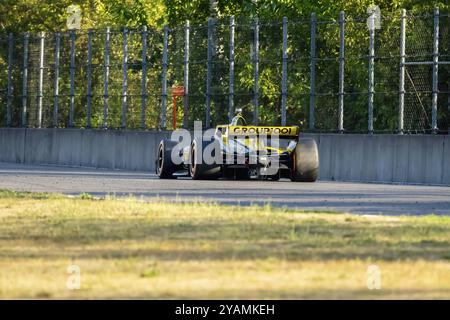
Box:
[338,11,345,133]
[103,27,110,129]
[398,9,406,134]
[6,33,13,127]
[205,18,213,128]
[309,13,317,130]
[37,31,45,128]
[431,7,439,134]
[161,25,169,130]
[53,32,61,127]
[21,32,29,127]
[368,14,375,134]
[121,28,128,129]
[448,31,450,136]
[228,16,235,123]
[140,26,148,129]
[86,29,93,128]
[281,17,288,126]
[183,21,190,129]
[69,30,76,127]
[253,17,260,125]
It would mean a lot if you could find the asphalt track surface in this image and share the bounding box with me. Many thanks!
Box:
[0,162,449,215]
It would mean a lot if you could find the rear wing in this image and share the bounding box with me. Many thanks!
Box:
[227,126,299,139]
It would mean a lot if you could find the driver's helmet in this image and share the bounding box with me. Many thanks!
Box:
[230,109,247,126]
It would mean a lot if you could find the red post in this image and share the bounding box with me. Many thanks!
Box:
[172,95,177,129]
[171,86,185,129]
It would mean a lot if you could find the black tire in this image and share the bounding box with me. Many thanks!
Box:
[268,171,280,181]
[156,139,179,179]
[223,168,251,180]
[290,138,319,182]
[190,138,221,180]
[222,167,235,180]
[234,168,250,180]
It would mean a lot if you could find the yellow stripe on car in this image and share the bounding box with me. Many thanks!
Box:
[228,126,299,136]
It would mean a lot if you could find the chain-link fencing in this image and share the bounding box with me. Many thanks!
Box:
[0,9,449,133]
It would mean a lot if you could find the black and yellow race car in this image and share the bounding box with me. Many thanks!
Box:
[156,114,319,182]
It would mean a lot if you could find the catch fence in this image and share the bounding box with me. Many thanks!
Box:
[0,8,449,133]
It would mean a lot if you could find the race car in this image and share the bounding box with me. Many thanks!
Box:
[156,113,319,181]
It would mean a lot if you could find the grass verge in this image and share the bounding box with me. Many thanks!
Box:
[0,189,449,299]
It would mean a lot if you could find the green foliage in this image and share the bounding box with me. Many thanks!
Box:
[0,0,166,33]
[2,1,446,34]
[163,0,449,23]
[0,1,449,130]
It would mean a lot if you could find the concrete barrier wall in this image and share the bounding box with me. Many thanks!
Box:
[0,128,448,185]
[303,133,449,185]
[0,128,170,171]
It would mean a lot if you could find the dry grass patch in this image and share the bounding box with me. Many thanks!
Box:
[0,190,449,299]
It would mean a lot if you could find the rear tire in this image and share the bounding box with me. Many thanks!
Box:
[234,168,250,180]
[268,171,280,181]
[290,138,319,182]
[156,139,179,179]
[190,138,221,180]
